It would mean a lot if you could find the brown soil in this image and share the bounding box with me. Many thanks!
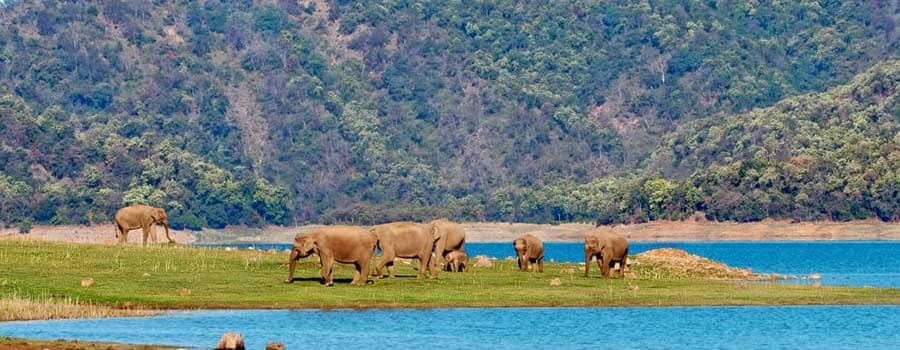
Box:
[0,337,177,350]
[2,219,896,244]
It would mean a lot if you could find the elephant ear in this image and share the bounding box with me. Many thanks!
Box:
[585,236,599,249]
[431,223,442,241]
[301,236,318,254]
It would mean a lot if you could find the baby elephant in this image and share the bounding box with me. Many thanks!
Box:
[443,250,468,272]
[286,226,376,286]
[513,234,544,272]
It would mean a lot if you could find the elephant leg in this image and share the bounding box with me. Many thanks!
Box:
[537,257,544,273]
[150,225,158,244]
[351,262,361,285]
[116,225,127,245]
[321,257,334,286]
[387,263,396,278]
[597,258,606,278]
[415,256,427,279]
[620,248,629,278]
[141,226,151,246]
[601,257,611,279]
[376,249,394,278]
[357,258,370,285]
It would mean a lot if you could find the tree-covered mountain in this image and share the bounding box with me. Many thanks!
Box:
[0,0,897,228]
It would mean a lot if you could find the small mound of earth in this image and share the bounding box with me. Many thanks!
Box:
[632,248,770,280]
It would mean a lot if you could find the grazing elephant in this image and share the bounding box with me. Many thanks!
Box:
[114,205,174,246]
[513,234,544,272]
[584,229,629,279]
[430,219,466,268]
[285,226,377,286]
[443,250,468,272]
[371,221,437,279]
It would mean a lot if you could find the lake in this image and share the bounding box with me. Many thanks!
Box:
[1,306,898,349]
[200,241,900,287]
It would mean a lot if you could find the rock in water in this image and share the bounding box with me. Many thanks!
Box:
[215,332,245,350]
[550,278,562,286]
[80,278,94,287]
[474,255,494,268]
[266,342,285,350]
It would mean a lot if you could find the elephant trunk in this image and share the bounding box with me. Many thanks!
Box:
[286,250,299,283]
[162,222,174,243]
[434,237,446,268]
[584,251,591,277]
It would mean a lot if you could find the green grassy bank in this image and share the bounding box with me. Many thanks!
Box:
[1,239,897,314]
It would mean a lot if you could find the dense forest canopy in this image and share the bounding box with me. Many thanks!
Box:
[0,0,897,229]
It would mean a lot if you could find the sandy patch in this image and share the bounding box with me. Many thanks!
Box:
[0,224,196,245]
[1,219,897,244]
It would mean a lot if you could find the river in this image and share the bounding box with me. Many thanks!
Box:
[0,306,898,349]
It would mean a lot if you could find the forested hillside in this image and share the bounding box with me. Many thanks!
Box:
[0,0,897,228]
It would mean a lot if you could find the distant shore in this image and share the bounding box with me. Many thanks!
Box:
[1,219,897,244]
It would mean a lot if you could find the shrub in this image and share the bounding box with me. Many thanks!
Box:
[18,218,33,234]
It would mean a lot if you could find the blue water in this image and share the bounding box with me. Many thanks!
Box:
[1,306,898,349]
[201,241,900,287]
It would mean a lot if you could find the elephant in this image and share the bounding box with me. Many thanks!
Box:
[583,229,629,279]
[114,205,174,246]
[443,250,468,272]
[430,219,466,269]
[513,234,544,272]
[285,226,377,286]
[371,221,437,279]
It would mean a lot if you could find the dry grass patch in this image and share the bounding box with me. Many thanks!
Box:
[632,248,773,280]
[0,295,157,321]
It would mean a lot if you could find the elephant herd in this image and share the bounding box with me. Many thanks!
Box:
[285,220,466,286]
[110,205,631,286]
[283,220,631,286]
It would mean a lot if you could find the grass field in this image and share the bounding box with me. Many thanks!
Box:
[1,239,898,318]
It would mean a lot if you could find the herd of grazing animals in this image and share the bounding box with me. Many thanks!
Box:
[114,205,630,286]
